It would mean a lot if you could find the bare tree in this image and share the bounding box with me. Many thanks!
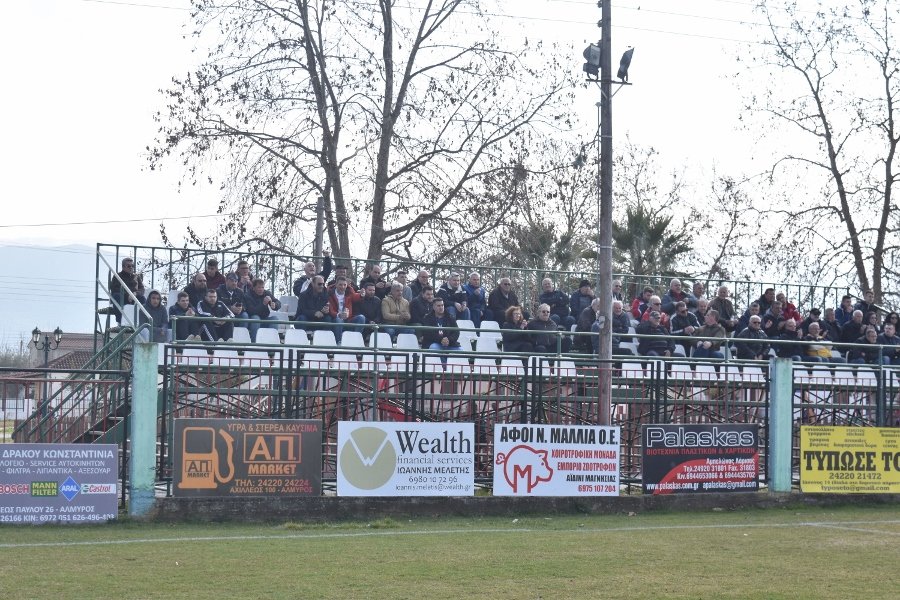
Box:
[747,0,899,306]
[149,0,574,261]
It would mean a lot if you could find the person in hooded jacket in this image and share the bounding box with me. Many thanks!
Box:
[140,290,169,342]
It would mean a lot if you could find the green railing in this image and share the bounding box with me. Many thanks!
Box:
[95,241,851,324]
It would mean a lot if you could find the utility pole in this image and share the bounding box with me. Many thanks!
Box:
[597,0,613,425]
[314,195,325,260]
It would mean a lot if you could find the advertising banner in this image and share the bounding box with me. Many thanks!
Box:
[337,422,475,496]
[0,443,118,524]
[800,426,900,493]
[492,424,620,496]
[172,419,322,497]
[641,424,759,494]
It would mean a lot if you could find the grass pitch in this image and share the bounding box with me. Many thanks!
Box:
[1,504,898,599]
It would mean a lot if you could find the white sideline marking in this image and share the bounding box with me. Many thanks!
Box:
[1,519,899,549]
[810,523,900,536]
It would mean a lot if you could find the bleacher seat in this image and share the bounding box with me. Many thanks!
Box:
[395,333,420,350]
[312,330,338,347]
[474,337,500,353]
[254,328,281,345]
[284,329,309,346]
[231,327,252,344]
[340,331,366,349]
[370,332,393,350]
[167,290,180,308]
[279,295,299,316]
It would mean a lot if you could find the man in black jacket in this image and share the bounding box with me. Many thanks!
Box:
[217,273,247,323]
[292,250,332,296]
[196,288,234,342]
[295,276,333,330]
[539,278,574,329]
[528,304,571,353]
[735,316,770,360]
[421,298,461,352]
[636,311,675,357]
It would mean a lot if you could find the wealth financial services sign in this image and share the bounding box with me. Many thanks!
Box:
[0,444,118,524]
[492,424,620,496]
[337,422,475,496]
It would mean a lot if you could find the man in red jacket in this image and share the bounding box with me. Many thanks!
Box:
[328,276,364,343]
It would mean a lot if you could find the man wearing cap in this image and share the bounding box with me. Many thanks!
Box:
[217,273,248,323]
[635,311,675,357]
[204,258,226,289]
[570,279,595,319]
[292,250,332,296]
[800,308,826,337]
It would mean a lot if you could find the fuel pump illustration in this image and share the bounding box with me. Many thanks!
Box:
[178,426,235,490]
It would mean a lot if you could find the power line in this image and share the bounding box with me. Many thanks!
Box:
[77,0,190,10]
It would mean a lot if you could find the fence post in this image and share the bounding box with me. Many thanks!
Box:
[129,340,158,517]
[768,357,793,493]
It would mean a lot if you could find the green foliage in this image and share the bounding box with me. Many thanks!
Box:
[612,203,692,277]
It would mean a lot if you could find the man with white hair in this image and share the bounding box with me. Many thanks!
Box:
[661,278,697,316]
[292,250,332,296]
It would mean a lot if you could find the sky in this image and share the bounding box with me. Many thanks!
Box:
[0,0,821,341]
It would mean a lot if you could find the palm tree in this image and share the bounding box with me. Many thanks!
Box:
[612,204,692,276]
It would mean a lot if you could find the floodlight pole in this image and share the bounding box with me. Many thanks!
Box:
[597,0,613,425]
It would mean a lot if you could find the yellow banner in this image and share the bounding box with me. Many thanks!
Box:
[800,426,900,493]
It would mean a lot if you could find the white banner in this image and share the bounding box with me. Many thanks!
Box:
[493,424,620,496]
[337,422,475,496]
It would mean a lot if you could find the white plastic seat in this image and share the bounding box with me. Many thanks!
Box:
[855,368,878,389]
[254,328,281,345]
[270,310,291,332]
[167,290,180,308]
[480,320,500,331]
[498,358,525,377]
[370,331,393,350]
[284,328,309,346]
[243,350,272,366]
[340,331,366,349]
[120,303,139,328]
[620,360,644,379]
[312,330,338,348]
[231,327,252,344]
[331,352,360,371]
[423,355,445,374]
[619,341,638,355]
[395,333,420,350]
[445,356,472,374]
[213,348,242,367]
[555,360,579,378]
[473,357,499,376]
[279,295,299,316]
[474,337,500,353]
[693,363,719,382]
[302,352,331,369]
[180,346,211,364]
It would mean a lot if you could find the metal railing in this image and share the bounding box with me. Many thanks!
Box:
[95,241,852,327]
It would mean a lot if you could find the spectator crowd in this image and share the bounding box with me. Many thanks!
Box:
[110,254,899,365]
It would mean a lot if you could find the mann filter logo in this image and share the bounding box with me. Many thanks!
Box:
[340,427,397,490]
[30,481,58,497]
[60,476,80,501]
